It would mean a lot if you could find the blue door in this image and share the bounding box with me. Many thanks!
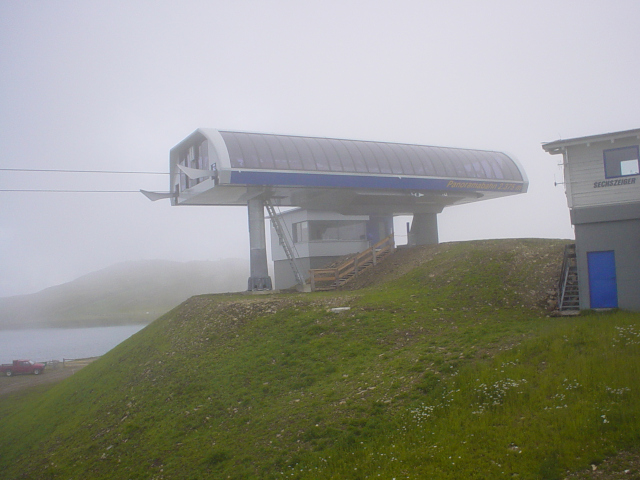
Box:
[587,251,618,308]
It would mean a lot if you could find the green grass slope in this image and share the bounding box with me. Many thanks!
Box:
[1,239,639,480]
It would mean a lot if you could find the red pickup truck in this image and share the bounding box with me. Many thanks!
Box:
[1,360,46,377]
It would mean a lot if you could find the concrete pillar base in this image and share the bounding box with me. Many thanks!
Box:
[247,276,273,291]
[408,213,439,246]
[247,195,272,291]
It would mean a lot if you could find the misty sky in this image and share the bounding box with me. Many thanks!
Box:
[1,0,639,298]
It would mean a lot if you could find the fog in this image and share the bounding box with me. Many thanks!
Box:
[1,1,638,298]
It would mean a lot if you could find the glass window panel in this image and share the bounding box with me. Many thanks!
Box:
[290,136,317,171]
[276,136,303,170]
[339,221,366,240]
[449,149,471,178]
[472,151,489,178]
[306,220,365,241]
[463,152,480,178]
[496,152,520,180]
[245,133,275,169]
[356,142,381,173]
[424,147,449,176]
[478,158,494,179]
[246,133,271,169]
[179,150,188,190]
[480,152,504,179]
[222,132,251,168]
[292,221,309,243]
[354,141,380,173]
[604,146,640,178]
[376,142,403,174]
[343,141,369,173]
[404,145,429,176]
[198,139,209,171]
[621,159,640,175]
[393,145,417,175]
[268,135,291,170]
[330,139,356,172]
[453,148,476,178]
[306,138,332,171]
[371,143,393,174]
[489,153,509,180]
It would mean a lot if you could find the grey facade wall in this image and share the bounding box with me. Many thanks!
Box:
[274,258,311,290]
[273,256,345,290]
[575,217,640,311]
[562,136,640,209]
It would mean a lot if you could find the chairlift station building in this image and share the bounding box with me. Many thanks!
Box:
[154,129,529,290]
[543,128,640,312]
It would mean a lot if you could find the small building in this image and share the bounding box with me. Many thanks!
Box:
[543,128,640,311]
[269,209,393,289]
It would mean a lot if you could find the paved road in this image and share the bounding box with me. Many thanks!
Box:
[0,359,96,397]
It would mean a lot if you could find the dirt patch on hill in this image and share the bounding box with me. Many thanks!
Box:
[565,450,640,479]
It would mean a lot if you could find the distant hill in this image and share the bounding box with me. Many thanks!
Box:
[0,258,249,329]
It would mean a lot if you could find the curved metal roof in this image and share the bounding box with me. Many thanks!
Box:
[219,131,523,181]
[166,129,528,215]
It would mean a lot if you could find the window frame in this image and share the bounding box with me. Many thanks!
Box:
[603,145,640,179]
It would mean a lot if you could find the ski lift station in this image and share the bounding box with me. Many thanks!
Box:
[144,129,528,291]
[543,128,640,312]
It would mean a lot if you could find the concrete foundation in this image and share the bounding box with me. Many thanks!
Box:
[247,196,272,291]
[408,213,439,246]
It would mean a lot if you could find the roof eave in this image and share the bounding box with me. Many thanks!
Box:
[542,128,640,153]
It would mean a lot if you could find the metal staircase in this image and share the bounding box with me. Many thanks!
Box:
[264,200,305,287]
[558,244,580,311]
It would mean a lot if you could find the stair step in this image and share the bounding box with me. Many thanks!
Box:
[558,243,580,311]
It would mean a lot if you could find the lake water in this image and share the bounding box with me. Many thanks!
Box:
[0,324,147,363]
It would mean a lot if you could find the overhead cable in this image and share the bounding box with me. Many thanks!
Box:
[0,168,168,175]
[0,189,143,193]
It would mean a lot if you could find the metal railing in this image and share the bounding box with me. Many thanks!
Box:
[309,234,395,291]
[557,243,579,311]
[265,200,305,286]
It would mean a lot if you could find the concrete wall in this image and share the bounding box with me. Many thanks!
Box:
[575,218,640,311]
[273,256,345,290]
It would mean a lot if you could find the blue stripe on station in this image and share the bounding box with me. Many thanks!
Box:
[229,171,525,193]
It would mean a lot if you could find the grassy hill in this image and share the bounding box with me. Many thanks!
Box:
[0,258,248,329]
[1,239,639,479]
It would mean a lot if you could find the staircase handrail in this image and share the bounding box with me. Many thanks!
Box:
[309,234,395,291]
[558,243,576,310]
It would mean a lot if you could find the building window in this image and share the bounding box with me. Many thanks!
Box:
[291,220,366,243]
[603,146,640,178]
[292,221,309,243]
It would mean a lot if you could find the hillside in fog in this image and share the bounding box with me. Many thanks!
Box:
[0,258,249,329]
[3,240,639,479]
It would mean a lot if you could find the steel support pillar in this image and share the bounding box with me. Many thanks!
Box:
[408,213,439,246]
[247,196,273,291]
